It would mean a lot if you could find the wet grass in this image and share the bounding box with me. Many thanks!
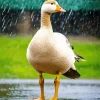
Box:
[0,35,100,79]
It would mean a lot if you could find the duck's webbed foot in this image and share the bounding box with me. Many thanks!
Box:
[32,97,45,100]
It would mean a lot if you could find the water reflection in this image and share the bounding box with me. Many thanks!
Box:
[0,79,100,100]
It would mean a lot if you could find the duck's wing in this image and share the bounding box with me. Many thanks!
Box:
[54,32,85,62]
[54,32,74,50]
[54,32,85,79]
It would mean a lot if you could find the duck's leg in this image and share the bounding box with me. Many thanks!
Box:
[39,74,45,100]
[50,72,61,100]
[33,74,45,100]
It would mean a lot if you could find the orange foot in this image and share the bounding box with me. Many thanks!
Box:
[32,98,40,100]
[49,97,58,100]
[31,97,45,100]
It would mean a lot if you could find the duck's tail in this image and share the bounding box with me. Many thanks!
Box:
[63,68,80,79]
[63,54,85,79]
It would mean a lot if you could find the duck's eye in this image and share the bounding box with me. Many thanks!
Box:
[51,3,54,5]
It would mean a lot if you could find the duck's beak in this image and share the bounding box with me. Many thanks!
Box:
[55,4,66,12]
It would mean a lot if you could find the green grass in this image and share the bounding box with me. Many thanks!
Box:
[0,35,100,79]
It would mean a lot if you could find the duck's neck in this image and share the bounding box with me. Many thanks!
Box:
[41,12,52,29]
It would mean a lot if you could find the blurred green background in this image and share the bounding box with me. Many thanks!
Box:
[0,36,100,79]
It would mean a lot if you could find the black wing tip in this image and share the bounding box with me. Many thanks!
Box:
[75,54,85,62]
[76,54,84,59]
[63,68,80,79]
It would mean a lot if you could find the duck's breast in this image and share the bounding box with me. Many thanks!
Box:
[26,30,73,74]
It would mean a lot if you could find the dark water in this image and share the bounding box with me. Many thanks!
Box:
[0,79,100,100]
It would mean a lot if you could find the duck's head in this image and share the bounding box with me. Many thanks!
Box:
[41,0,66,14]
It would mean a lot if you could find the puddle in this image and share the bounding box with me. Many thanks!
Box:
[0,79,100,100]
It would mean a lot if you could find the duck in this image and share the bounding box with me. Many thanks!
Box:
[26,0,85,100]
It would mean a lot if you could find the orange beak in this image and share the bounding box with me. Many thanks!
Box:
[55,4,66,12]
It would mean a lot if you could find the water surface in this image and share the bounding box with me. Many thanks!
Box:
[0,79,100,100]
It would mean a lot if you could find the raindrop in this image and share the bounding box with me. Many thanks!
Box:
[23,16,26,20]
[36,17,39,21]
[21,9,24,14]
[31,12,34,19]
[2,26,6,32]
[2,8,7,15]
[34,24,36,27]
[7,8,10,13]
[10,21,12,27]
[2,19,5,28]
[74,20,76,25]
[10,32,13,36]
[15,17,18,25]
[6,19,10,25]
[66,9,72,23]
